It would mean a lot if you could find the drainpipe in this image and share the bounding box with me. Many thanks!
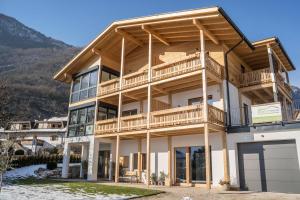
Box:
[224,38,244,127]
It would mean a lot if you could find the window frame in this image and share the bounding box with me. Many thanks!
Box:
[71,68,98,103]
[68,105,95,137]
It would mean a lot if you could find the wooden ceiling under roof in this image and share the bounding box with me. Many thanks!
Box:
[54,7,294,83]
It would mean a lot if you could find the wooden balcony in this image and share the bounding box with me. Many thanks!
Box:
[276,73,292,99]
[98,78,120,96]
[240,68,272,88]
[95,104,225,136]
[97,53,224,98]
[121,113,147,131]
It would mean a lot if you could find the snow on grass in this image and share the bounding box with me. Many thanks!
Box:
[4,164,46,180]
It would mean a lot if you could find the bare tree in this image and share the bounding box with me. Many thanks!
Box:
[0,139,15,192]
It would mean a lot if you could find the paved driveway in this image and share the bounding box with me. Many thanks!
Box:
[102,183,300,200]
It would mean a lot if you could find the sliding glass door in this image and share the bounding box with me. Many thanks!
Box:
[175,146,211,184]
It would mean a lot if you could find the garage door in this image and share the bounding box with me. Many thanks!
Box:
[238,140,300,193]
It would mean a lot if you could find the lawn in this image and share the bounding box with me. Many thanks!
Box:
[10,178,162,197]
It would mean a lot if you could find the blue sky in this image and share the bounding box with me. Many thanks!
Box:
[1,0,300,86]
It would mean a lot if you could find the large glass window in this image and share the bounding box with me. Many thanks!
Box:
[100,67,119,83]
[71,69,98,103]
[68,105,95,137]
[97,102,118,120]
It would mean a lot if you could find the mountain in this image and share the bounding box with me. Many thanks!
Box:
[292,86,300,100]
[0,13,80,121]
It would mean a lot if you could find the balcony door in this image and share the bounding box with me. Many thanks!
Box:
[175,146,211,184]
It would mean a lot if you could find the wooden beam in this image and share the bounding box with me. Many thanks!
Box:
[167,136,172,186]
[222,132,230,183]
[186,147,191,184]
[141,25,170,46]
[115,134,120,183]
[267,44,279,102]
[252,90,267,103]
[193,19,219,45]
[146,131,151,186]
[123,93,140,101]
[137,138,142,182]
[115,28,144,47]
[92,48,120,68]
[152,86,168,95]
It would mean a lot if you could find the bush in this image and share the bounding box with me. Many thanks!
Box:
[47,162,57,170]
[14,149,25,155]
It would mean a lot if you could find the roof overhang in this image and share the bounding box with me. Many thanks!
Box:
[241,37,295,71]
[53,6,256,82]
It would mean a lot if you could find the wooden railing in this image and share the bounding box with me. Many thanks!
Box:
[98,78,120,96]
[276,73,292,98]
[96,118,118,134]
[208,105,225,126]
[206,56,224,79]
[122,69,148,90]
[151,53,201,81]
[240,68,272,87]
[150,104,204,128]
[121,114,147,131]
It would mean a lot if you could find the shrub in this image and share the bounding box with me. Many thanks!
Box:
[14,149,25,155]
[46,162,57,170]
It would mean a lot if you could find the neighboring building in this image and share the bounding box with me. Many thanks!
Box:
[54,7,300,192]
[1,117,67,154]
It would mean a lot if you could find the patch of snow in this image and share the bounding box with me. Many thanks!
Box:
[4,164,46,179]
[0,184,134,200]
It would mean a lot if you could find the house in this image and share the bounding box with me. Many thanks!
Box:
[54,7,300,192]
[1,117,67,154]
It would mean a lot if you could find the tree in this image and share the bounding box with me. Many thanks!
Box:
[0,139,15,192]
[0,79,12,128]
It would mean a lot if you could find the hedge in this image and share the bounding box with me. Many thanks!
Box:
[11,154,81,168]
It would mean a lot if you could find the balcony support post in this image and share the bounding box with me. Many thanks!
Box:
[117,37,125,132]
[200,29,211,189]
[167,135,172,186]
[115,134,120,182]
[222,132,230,183]
[137,138,142,182]
[146,33,152,186]
[267,44,279,102]
[94,56,102,134]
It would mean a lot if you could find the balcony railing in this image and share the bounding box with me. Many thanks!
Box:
[121,113,147,131]
[151,54,201,81]
[95,104,225,135]
[98,78,120,96]
[97,53,224,97]
[276,73,292,98]
[96,118,118,134]
[122,69,148,90]
[150,104,204,128]
[240,68,272,87]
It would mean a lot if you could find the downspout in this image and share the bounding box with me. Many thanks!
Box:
[224,38,244,127]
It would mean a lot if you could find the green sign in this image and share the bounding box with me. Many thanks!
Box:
[251,102,282,124]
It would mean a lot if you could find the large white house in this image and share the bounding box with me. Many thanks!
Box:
[54,7,300,193]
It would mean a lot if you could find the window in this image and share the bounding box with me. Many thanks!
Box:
[241,65,245,73]
[100,67,119,83]
[71,69,98,103]
[122,109,138,117]
[188,95,213,105]
[68,105,95,137]
[98,102,118,120]
[133,153,146,170]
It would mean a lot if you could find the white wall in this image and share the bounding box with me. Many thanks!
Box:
[122,85,223,113]
[223,81,241,126]
[227,130,300,187]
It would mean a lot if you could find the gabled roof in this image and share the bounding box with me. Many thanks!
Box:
[54,6,255,82]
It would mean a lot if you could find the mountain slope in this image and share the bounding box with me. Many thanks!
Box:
[0,13,80,121]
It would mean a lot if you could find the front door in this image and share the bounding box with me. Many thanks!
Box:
[98,150,110,179]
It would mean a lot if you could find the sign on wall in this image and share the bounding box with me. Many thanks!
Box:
[251,102,282,124]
